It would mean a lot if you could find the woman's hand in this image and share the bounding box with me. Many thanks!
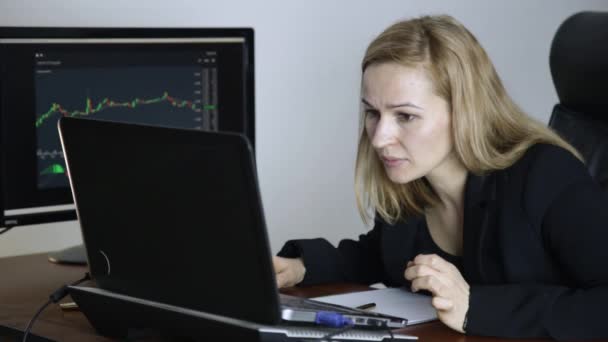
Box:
[273,256,306,288]
[404,254,470,333]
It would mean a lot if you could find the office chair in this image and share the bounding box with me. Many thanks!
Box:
[549,11,608,190]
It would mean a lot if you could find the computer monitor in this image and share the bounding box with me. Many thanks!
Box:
[0,27,255,262]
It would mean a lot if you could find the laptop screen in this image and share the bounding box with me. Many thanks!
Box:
[59,117,280,324]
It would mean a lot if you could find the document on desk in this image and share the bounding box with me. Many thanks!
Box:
[312,287,438,325]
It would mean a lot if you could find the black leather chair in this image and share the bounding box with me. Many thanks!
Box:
[549,11,608,190]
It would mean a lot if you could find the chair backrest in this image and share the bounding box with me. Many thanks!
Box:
[549,11,608,190]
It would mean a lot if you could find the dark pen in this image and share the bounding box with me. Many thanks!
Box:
[355,302,376,310]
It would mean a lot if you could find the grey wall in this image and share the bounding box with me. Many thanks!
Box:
[1,0,607,258]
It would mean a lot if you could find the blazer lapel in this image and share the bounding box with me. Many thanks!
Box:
[463,172,498,284]
[495,172,547,282]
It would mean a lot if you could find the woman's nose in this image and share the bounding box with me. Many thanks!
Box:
[370,116,397,149]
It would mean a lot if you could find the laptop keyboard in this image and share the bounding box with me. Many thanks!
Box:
[260,326,417,340]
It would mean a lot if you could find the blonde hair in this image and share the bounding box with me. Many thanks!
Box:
[355,15,581,225]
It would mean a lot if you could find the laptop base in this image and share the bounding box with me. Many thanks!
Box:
[69,286,416,341]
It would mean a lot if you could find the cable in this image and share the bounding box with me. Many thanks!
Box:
[22,272,91,342]
[372,321,395,342]
[373,320,394,342]
[21,299,52,342]
[386,326,395,341]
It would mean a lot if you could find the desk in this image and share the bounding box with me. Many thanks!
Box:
[0,253,563,342]
[0,253,109,342]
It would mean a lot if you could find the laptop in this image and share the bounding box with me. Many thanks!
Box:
[58,117,410,338]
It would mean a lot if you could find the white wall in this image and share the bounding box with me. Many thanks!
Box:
[1,0,607,258]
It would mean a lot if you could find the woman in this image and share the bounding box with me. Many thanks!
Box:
[273,15,608,340]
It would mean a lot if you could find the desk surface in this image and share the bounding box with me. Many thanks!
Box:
[0,253,565,342]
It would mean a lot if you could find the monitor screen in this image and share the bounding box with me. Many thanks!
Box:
[0,27,254,227]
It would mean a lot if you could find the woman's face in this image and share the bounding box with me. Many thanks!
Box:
[362,62,454,184]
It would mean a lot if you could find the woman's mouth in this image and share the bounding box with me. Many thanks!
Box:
[381,156,407,168]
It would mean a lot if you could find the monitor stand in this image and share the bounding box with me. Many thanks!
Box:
[48,244,87,265]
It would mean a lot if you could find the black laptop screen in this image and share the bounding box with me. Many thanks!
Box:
[59,117,280,324]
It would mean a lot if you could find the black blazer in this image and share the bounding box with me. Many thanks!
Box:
[278,144,608,340]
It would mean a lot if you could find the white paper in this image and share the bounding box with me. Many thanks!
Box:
[313,287,437,325]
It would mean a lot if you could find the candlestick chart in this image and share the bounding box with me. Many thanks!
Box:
[35,65,217,189]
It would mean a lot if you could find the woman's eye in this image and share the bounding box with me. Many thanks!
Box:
[365,110,379,119]
[397,113,415,122]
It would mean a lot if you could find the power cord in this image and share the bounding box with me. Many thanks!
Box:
[384,325,395,341]
[363,318,395,341]
[22,272,91,342]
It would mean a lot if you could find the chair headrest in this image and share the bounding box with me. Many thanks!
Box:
[550,11,608,118]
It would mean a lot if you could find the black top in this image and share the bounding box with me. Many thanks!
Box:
[277,144,608,340]
[416,218,464,273]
